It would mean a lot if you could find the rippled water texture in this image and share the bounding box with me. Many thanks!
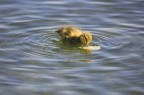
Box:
[0,0,144,95]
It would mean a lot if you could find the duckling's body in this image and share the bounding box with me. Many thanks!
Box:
[56,26,92,47]
[55,26,82,39]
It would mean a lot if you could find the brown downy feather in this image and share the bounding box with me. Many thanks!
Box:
[56,26,92,47]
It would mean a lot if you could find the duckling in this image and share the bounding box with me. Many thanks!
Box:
[55,26,92,47]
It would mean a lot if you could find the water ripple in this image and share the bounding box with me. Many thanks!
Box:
[0,0,144,95]
[91,28,131,50]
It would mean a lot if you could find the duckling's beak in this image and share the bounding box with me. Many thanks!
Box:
[55,30,58,33]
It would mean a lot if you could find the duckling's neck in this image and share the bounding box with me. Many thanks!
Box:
[62,37,82,47]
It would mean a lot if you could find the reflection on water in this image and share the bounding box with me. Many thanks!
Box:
[0,0,144,95]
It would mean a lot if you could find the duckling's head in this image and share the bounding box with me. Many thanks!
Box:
[80,32,92,46]
[55,26,82,39]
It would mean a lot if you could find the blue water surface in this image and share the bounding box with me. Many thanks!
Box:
[0,0,144,95]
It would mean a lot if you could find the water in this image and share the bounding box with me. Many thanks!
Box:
[0,0,144,95]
